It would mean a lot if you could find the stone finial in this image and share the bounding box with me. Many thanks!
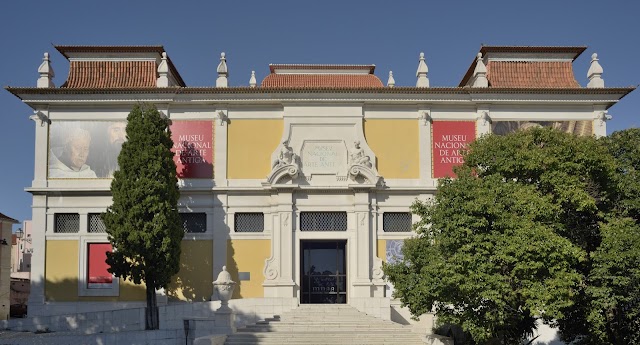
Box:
[214,266,234,284]
[416,52,430,87]
[216,52,228,88]
[387,71,395,88]
[587,53,604,88]
[37,52,55,88]
[472,53,488,87]
[157,52,170,87]
[249,70,256,88]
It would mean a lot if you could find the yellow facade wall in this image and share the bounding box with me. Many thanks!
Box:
[168,240,213,302]
[45,240,145,302]
[45,240,79,301]
[228,119,283,179]
[377,239,386,262]
[227,239,270,299]
[364,120,419,179]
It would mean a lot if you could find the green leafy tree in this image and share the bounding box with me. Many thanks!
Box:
[580,128,640,345]
[384,128,620,344]
[102,103,183,330]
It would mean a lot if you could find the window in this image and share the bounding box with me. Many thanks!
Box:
[79,239,119,297]
[383,212,412,232]
[180,213,207,233]
[54,213,80,233]
[300,212,347,231]
[87,243,113,289]
[88,213,107,233]
[234,213,264,232]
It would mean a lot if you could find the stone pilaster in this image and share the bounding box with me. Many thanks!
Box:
[263,190,296,298]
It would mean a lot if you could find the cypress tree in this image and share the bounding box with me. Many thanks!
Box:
[103,103,182,330]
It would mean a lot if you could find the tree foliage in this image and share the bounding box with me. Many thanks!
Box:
[102,103,182,330]
[383,127,640,344]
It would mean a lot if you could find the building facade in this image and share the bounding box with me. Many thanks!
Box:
[6,46,634,324]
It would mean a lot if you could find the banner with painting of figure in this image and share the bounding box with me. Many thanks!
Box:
[48,121,127,179]
[49,120,214,179]
[491,121,593,136]
[432,121,476,178]
[170,120,214,178]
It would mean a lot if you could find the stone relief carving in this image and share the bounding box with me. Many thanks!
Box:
[349,140,372,168]
[477,111,491,126]
[595,111,612,127]
[265,140,300,184]
[419,110,431,126]
[347,140,381,185]
[274,140,298,168]
[372,257,385,280]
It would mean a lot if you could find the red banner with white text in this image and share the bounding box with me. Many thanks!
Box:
[432,121,476,178]
[170,121,214,178]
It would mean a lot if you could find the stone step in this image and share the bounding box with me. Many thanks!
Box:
[226,305,424,345]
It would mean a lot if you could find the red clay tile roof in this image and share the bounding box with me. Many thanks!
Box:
[487,61,580,88]
[479,46,586,58]
[269,64,376,73]
[54,45,165,58]
[261,74,383,88]
[263,64,382,88]
[459,46,587,87]
[0,212,19,224]
[63,61,158,88]
[54,45,186,87]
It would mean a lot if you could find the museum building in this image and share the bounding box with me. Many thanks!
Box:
[6,45,634,322]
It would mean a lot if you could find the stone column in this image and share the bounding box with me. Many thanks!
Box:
[352,189,373,297]
[211,194,229,300]
[418,108,433,186]
[263,189,296,298]
[27,110,50,315]
[27,195,47,316]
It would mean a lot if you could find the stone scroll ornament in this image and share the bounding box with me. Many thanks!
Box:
[347,140,382,185]
[266,141,300,184]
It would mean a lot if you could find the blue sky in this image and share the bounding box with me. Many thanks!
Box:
[1,1,638,228]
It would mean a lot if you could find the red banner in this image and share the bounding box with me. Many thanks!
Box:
[432,121,476,178]
[170,121,214,178]
[88,243,113,287]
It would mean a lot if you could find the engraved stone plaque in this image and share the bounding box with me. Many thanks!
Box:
[301,141,347,175]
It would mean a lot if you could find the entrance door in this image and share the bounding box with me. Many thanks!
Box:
[300,240,347,304]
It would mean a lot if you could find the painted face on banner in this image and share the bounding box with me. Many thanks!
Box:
[107,122,127,148]
[65,131,91,170]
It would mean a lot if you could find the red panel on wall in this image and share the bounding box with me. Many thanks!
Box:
[170,121,214,178]
[432,121,476,178]
[88,243,113,287]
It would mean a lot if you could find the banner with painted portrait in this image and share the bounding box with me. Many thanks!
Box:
[491,121,593,136]
[48,121,127,179]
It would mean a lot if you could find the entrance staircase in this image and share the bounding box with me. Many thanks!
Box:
[225,304,426,345]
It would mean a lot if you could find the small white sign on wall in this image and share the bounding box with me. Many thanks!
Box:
[301,141,347,175]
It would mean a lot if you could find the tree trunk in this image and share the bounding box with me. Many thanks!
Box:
[145,284,159,330]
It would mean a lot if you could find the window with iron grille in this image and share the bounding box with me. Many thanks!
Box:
[54,213,80,233]
[383,212,412,232]
[234,213,264,232]
[180,213,207,233]
[300,212,347,231]
[88,213,107,233]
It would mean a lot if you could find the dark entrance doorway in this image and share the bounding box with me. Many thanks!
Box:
[300,240,347,304]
